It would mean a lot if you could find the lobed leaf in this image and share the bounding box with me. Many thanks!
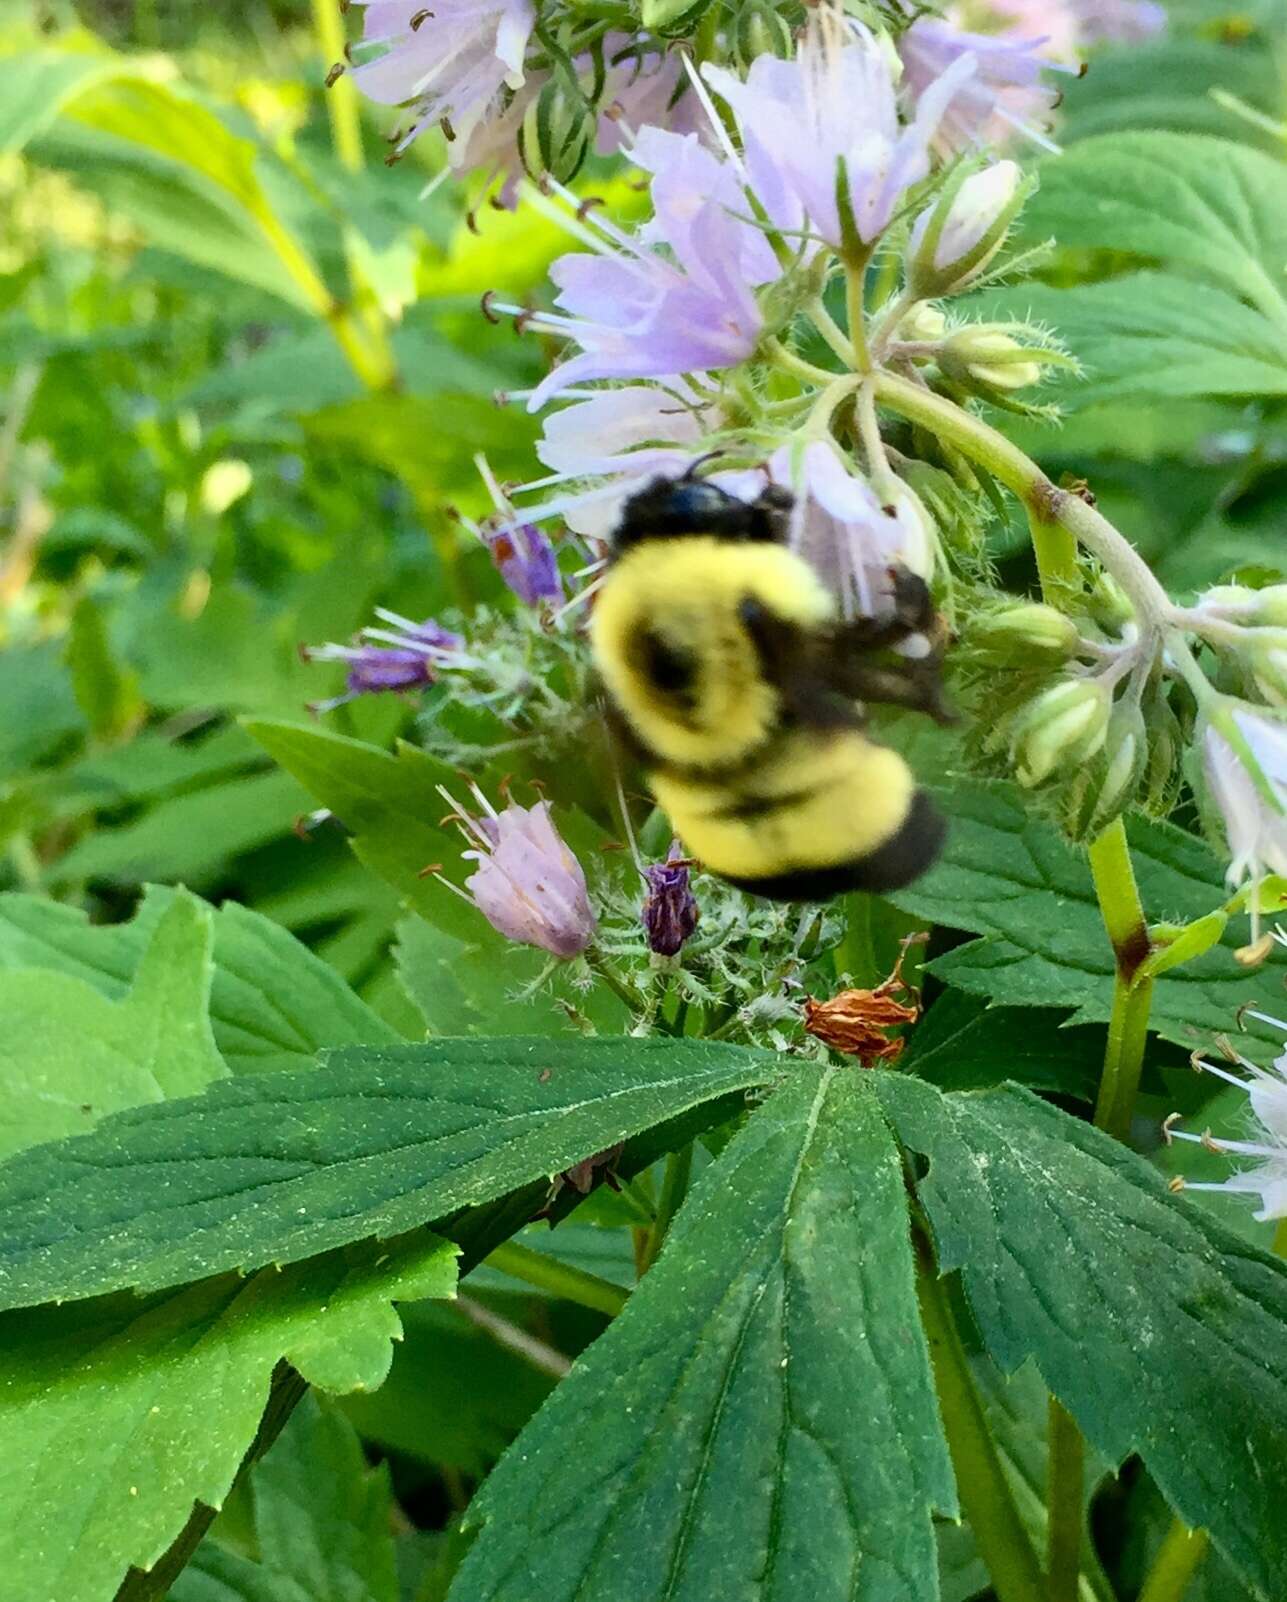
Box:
[0,1037,777,1310]
[875,1073,1287,1600]
[451,1067,955,1602]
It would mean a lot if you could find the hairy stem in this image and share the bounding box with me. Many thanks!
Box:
[915,1239,1049,1602]
[484,1240,630,1317]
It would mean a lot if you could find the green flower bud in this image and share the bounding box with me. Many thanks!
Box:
[1063,699,1147,840]
[942,329,1043,392]
[1250,585,1287,628]
[970,603,1081,664]
[1087,569,1134,633]
[520,75,596,185]
[905,162,1026,298]
[1252,643,1287,706]
[898,304,947,346]
[1013,678,1111,788]
[733,0,794,68]
[1140,688,1184,817]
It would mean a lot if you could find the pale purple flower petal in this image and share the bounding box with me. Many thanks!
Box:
[455,794,598,957]
[351,0,535,156]
[1203,709,1287,886]
[703,21,976,249]
[899,15,1070,154]
[772,441,934,617]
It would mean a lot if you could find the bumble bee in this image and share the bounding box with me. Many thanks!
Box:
[589,472,951,901]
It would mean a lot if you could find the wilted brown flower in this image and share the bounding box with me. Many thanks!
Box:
[802,932,927,1062]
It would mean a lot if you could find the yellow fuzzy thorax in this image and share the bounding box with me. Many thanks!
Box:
[590,538,836,770]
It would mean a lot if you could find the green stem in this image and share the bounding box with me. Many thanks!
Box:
[1046,1399,1085,1602]
[311,0,365,173]
[1136,1523,1209,1602]
[872,373,1170,635]
[915,1240,1048,1602]
[846,261,873,374]
[763,336,842,387]
[806,298,857,367]
[591,953,646,1015]
[639,1143,693,1273]
[484,1240,630,1318]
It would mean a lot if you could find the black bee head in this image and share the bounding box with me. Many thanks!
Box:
[611,473,794,553]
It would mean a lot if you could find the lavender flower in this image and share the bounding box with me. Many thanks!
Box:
[303,609,461,713]
[350,0,535,162]
[496,129,778,411]
[439,783,597,957]
[642,847,699,957]
[774,442,936,618]
[1203,709,1287,888]
[898,15,1069,154]
[489,523,564,605]
[1167,1001,1287,1220]
[703,17,976,252]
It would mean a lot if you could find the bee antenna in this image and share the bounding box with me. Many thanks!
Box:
[680,449,726,482]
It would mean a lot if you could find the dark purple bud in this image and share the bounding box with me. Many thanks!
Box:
[642,853,699,957]
[488,523,564,607]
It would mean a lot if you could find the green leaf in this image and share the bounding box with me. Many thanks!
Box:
[903,990,1101,1101]
[875,1073,1287,1601]
[29,74,329,311]
[64,592,144,741]
[174,1394,399,1602]
[50,768,312,885]
[0,1232,454,1602]
[892,780,1287,1060]
[0,891,226,1159]
[451,1067,955,1602]
[0,34,133,153]
[992,273,1287,407]
[0,1037,776,1310]
[0,888,398,1074]
[1021,132,1287,324]
[341,1299,556,1475]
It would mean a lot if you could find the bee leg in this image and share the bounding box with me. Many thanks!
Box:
[844,662,958,726]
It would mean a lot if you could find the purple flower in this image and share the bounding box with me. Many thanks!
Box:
[350,0,535,160]
[1072,0,1167,44]
[772,442,935,618]
[302,609,461,713]
[898,14,1071,154]
[439,784,597,958]
[498,128,776,411]
[642,847,700,957]
[487,522,564,606]
[702,17,976,251]
[596,41,701,155]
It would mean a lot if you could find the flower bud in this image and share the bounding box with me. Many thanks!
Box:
[1063,699,1147,840]
[1013,678,1111,788]
[905,162,1024,298]
[1087,569,1134,634]
[733,0,794,68]
[1252,643,1287,707]
[941,328,1043,393]
[642,849,699,958]
[1141,689,1183,817]
[521,75,596,185]
[1251,586,1287,628]
[970,603,1080,665]
[897,304,947,346]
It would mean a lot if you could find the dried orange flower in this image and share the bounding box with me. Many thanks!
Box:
[802,932,927,1063]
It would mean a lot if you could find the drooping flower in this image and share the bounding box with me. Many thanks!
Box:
[302,610,462,713]
[1166,1003,1287,1221]
[502,128,778,411]
[905,159,1022,293]
[898,14,1069,154]
[642,846,700,957]
[1202,708,1287,887]
[437,783,597,957]
[774,441,936,617]
[703,16,977,251]
[350,0,535,161]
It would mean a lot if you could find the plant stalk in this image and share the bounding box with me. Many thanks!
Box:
[311,0,365,173]
[484,1239,630,1317]
[1136,1523,1209,1602]
[1046,1398,1085,1602]
[915,1240,1048,1602]
[638,1142,693,1273]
